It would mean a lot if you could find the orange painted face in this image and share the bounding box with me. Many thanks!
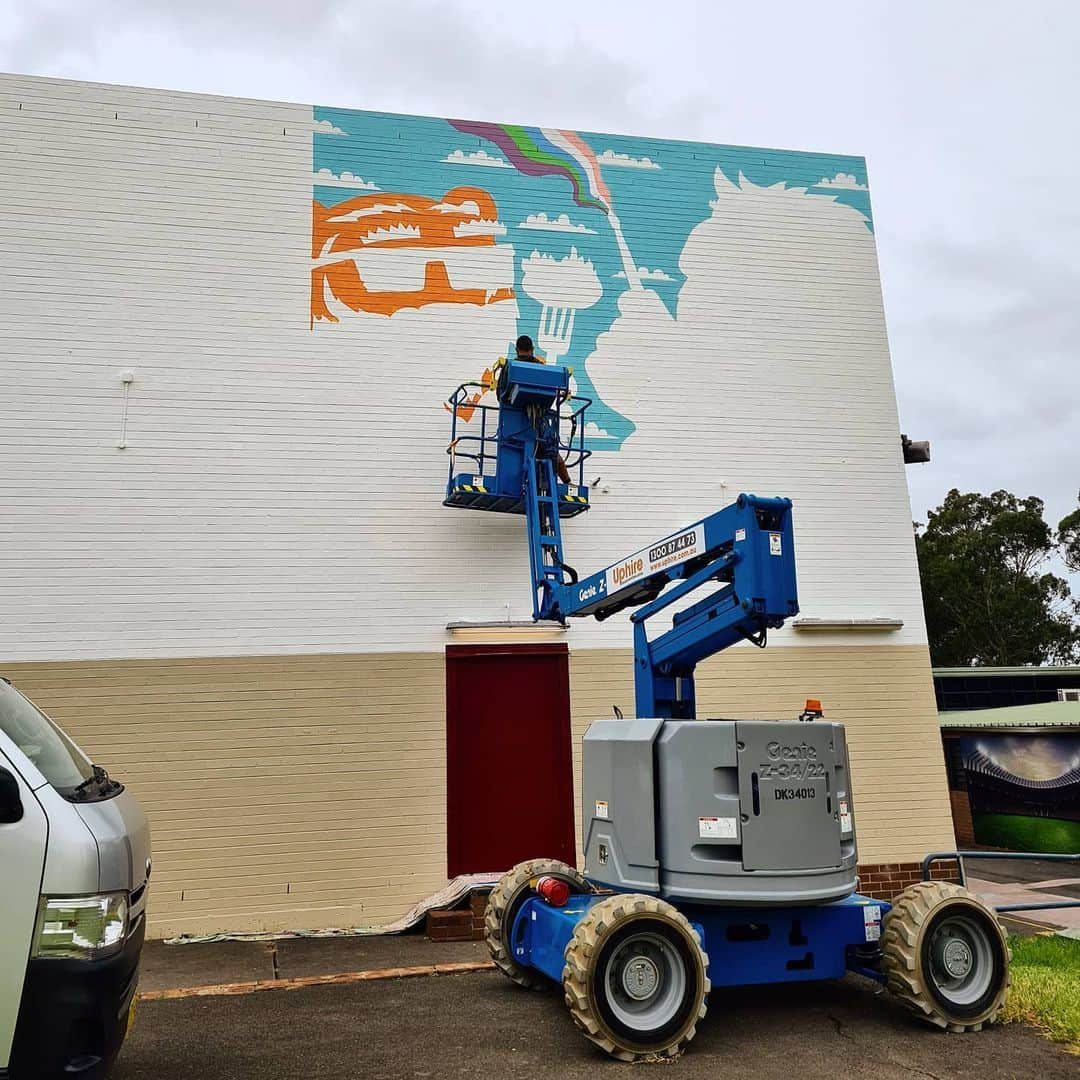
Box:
[311,187,516,322]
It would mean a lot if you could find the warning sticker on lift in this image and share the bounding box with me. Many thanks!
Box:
[595,801,609,819]
[605,523,704,596]
[698,816,738,840]
[863,904,882,942]
[769,532,783,556]
[839,799,852,833]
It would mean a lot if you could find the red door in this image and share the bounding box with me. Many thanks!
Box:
[446,643,576,876]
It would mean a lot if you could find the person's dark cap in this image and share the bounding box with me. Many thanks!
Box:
[515,335,534,352]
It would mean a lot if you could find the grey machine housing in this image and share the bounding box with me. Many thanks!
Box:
[582,718,858,905]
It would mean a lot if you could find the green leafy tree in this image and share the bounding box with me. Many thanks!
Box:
[1059,493,1080,573]
[915,489,1080,667]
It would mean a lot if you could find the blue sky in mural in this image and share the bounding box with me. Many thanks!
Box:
[313,107,872,451]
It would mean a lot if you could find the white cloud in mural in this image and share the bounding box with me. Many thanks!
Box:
[614,266,674,282]
[597,149,660,170]
[454,219,508,238]
[313,118,347,136]
[816,172,867,190]
[519,212,596,234]
[314,168,379,190]
[521,248,603,309]
[585,421,614,439]
[442,148,512,168]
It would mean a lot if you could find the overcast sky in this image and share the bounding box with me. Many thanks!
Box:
[3,0,1078,543]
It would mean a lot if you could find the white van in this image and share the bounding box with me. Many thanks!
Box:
[0,678,150,1080]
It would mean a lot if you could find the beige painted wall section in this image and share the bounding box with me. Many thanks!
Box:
[2,654,449,939]
[569,643,955,866]
[3,642,951,938]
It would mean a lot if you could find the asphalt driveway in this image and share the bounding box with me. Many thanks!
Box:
[113,965,1078,1080]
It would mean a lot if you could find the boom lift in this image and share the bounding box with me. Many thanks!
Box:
[444,359,1010,1062]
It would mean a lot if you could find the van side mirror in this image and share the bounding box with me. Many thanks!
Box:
[0,766,24,823]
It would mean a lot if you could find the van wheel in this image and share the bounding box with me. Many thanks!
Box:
[881,881,1010,1032]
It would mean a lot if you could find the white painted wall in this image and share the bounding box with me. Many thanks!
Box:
[0,74,927,661]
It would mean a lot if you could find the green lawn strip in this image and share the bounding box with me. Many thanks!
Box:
[972,812,1080,854]
[1003,935,1080,1053]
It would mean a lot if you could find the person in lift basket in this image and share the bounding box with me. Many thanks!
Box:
[500,334,572,485]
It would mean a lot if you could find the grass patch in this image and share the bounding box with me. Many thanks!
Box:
[973,812,1080,854]
[1003,934,1080,1052]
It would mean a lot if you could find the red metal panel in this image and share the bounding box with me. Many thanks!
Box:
[446,643,576,877]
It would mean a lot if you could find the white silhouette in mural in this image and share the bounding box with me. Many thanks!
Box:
[520,248,602,365]
[584,167,879,445]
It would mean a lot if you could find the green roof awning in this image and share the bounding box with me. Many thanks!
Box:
[933,666,1080,677]
[939,700,1080,730]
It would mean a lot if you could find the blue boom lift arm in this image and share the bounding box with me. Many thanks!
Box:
[444,359,799,719]
[553,495,798,718]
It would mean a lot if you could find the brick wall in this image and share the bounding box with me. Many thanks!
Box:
[857,860,960,901]
[425,890,488,942]
[949,790,976,847]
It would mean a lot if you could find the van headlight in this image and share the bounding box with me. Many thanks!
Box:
[34,893,129,960]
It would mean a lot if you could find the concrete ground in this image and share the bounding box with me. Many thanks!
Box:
[964,854,1080,934]
[114,959,1077,1080]
[115,858,1078,1079]
[137,933,489,992]
[969,855,1080,892]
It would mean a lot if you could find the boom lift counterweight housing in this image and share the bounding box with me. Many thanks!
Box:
[443,359,1011,1062]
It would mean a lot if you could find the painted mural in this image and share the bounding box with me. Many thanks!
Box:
[310,109,874,452]
[960,734,1080,854]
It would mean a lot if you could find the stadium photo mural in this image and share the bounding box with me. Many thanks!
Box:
[961,733,1080,853]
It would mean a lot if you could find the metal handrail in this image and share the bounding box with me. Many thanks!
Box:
[445,380,594,489]
[921,850,1080,914]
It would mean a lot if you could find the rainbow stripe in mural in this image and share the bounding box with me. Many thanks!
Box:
[449,121,611,214]
[450,121,641,289]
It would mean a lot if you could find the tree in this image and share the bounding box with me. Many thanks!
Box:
[915,489,1080,667]
[1059,493,1080,573]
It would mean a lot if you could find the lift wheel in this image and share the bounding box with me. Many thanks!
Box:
[562,894,709,1062]
[881,881,1011,1032]
[484,858,590,990]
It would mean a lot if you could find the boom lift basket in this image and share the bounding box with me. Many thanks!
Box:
[444,359,593,518]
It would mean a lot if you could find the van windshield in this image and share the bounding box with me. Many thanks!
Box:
[0,681,95,792]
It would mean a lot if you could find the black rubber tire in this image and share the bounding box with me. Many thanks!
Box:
[562,894,709,1062]
[881,881,1011,1032]
[484,858,590,990]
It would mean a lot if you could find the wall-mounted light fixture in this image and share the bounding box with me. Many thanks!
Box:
[446,620,568,643]
[792,618,904,632]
